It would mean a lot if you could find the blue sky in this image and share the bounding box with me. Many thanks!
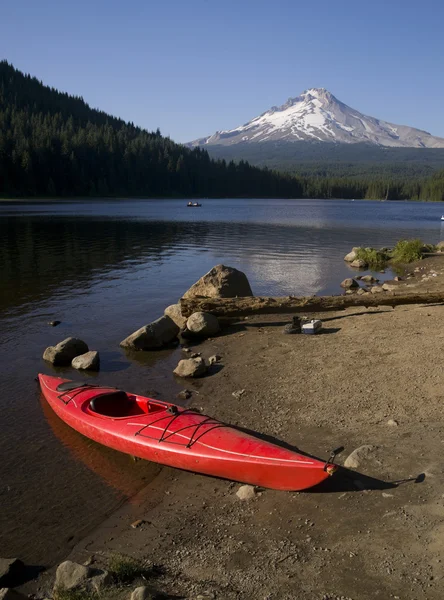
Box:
[2,0,444,142]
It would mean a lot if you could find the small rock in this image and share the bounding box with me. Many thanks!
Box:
[380,270,386,273]
[120,316,179,350]
[382,492,394,498]
[182,347,191,353]
[382,282,398,292]
[344,247,360,262]
[361,275,378,283]
[340,278,359,289]
[236,485,256,500]
[54,560,111,593]
[350,259,368,268]
[344,445,376,469]
[0,590,28,600]
[345,289,356,295]
[0,558,24,587]
[190,352,201,358]
[232,389,245,399]
[48,320,61,327]
[43,337,89,366]
[131,586,154,600]
[186,312,220,337]
[208,355,222,365]
[194,594,216,600]
[370,285,385,294]
[130,519,145,529]
[72,351,100,371]
[394,276,402,282]
[356,288,368,295]
[387,419,399,427]
[174,357,207,378]
[177,389,192,400]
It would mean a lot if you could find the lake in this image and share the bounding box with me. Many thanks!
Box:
[1,197,444,565]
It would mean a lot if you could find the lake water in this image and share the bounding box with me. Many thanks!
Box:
[2,198,444,566]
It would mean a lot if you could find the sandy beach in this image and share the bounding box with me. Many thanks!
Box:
[18,256,444,599]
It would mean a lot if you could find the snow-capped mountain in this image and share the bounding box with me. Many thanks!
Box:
[189,88,444,148]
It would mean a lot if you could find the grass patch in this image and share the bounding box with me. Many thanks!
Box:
[54,589,99,600]
[108,553,154,584]
[390,239,436,263]
[355,247,389,270]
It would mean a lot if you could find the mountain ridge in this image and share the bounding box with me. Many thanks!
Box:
[189,88,444,149]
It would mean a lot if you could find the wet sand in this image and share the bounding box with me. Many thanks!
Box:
[23,257,444,599]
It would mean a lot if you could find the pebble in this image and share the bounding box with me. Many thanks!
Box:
[208,355,222,365]
[130,519,145,529]
[236,485,256,500]
[177,389,192,400]
[232,389,245,398]
[48,320,61,326]
[387,419,399,427]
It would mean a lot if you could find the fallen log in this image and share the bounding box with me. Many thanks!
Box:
[180,290,444,317]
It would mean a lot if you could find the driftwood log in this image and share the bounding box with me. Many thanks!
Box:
[180,291,444,318]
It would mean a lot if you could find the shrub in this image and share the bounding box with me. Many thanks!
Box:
[390,239,434,263]
[108,553,153,584]
[355,247,389,270]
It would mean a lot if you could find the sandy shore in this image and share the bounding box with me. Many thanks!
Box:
[24,257,444,599]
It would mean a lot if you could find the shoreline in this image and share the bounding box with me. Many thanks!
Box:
[18,255,444,599]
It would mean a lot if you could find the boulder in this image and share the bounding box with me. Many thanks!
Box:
[236,485,256,500]
[43,337,89,366]
[350,259,368,268]
[344,445,376,469]
[164,304,187,329]
[437,241,444,252]
[173,357,207,378]
[186,312,220,337]
[0,558,24,587]
[340,278,359,289]
[120,316,179,350]
[72,351,100,371]
[360,275,378,283]
[344,247,360,262]
[356,288,368,295]
[131,587,154,600]
[54,560,111,594]
[182,264,253,299]
[0,590,28,600]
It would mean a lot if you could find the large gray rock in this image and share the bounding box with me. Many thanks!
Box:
[0,558,24,587]
[54,560,111,594]
[182,264,253,299]
[120,316,179,350]
[164,304,187,329]
[131,587,154,600]
[43,338,89,366]
[186,312,220,337]
[0,590,28,600]
[174,357,207,378]
[72,351,100,371]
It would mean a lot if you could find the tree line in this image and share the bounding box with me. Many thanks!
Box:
[1,60,444,201]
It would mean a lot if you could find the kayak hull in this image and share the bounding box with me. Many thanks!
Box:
[38,374,335,491]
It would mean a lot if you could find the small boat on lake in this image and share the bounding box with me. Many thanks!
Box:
[187,202,202,207]
[38,374,337,491]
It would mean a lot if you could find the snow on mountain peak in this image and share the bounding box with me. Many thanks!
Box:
[189,89,444,149]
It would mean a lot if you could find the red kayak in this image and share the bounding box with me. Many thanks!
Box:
[38,374,337,491]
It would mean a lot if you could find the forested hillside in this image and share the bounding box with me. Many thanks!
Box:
[1,61,444,200]
[0,61,304,198]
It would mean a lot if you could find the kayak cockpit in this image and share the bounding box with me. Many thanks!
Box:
[87,390,166,418]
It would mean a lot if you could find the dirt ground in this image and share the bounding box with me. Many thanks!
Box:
[25,257,444,600]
